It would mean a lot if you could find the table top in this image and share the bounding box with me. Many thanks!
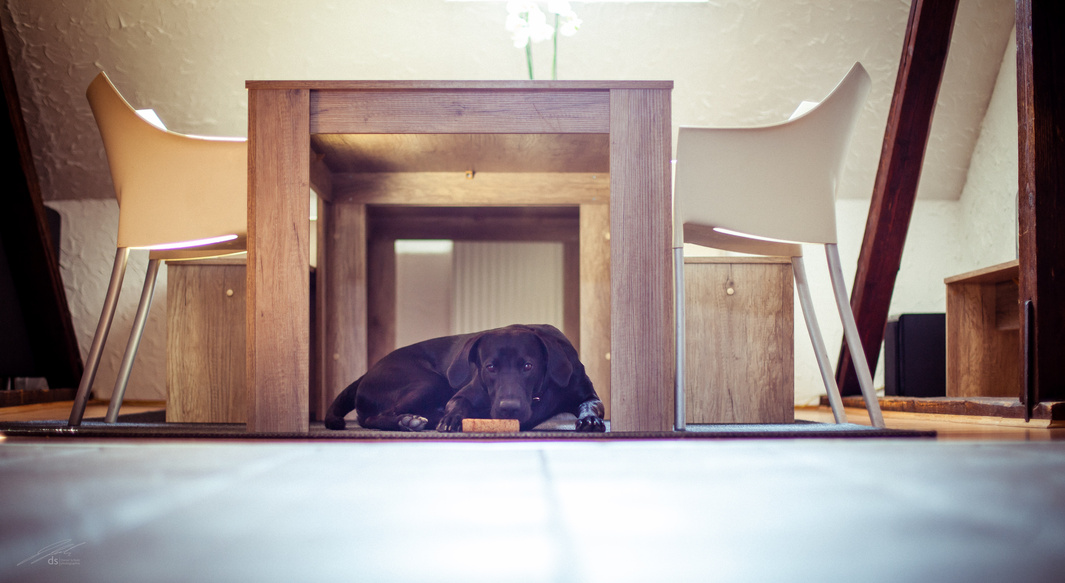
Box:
[246,79,673,91]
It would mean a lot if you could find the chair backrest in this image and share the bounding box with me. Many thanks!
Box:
[86,72,247,249]
[674,62,871,249]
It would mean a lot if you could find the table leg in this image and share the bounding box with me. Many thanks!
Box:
[321,202,369,409]
[608,88,674,432]
[247,88,311,433]
[580,203,612,419]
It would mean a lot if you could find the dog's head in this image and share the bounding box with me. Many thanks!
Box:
[445,325,574,423]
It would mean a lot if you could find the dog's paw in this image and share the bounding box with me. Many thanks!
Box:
[575,415,606,433]
[397,414,429,432]
[436,414,464,433]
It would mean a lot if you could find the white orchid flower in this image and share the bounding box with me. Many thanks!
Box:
[510,27,531,48]
[506,8,532,48]
[557,11,581,36]
[525,6,554,43]
[505,0,580,79]
[505,10,525,33]
[506,2,554,48]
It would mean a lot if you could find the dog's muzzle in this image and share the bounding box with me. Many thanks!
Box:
[493,398,531,422]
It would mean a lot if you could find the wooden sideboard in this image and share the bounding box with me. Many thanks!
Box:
[166,257,247,423]
[683,257,794,424]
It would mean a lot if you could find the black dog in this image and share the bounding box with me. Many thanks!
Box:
[324,324,605,432]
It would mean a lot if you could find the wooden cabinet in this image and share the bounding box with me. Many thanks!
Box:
[683,257,794,424]
[166,257,246,423]
[945,260,1019,398]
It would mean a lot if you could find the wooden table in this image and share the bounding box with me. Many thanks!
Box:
[245,80,674,433]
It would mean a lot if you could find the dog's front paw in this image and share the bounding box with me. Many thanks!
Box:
[436,414,464,433]
[576,415,606,432]
[397,414,429,432]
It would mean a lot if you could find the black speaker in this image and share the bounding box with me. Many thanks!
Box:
[884,313,946,397]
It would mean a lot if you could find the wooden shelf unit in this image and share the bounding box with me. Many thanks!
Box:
[944,259,1019,399]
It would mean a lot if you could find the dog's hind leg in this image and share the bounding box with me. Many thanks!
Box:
[355,380,449,432]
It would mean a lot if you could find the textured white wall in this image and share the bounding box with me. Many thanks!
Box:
[788,26,1021,406]
[955,25,1019,271]
[46,199,168,401]
[3,1,1021,405]
[3,0,1013,204]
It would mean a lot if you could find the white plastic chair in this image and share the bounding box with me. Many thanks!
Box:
[68,72,247,426]
[673,62,885,430]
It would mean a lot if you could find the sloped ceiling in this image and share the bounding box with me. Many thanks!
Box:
[2,0,1015,203]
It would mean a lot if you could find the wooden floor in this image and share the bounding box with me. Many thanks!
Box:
[3,401,1065,582]
[794,405,1065,441]
[0,400,165,423]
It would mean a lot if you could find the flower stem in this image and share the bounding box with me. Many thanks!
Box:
[526,41,534,80]
[552,13,559,80]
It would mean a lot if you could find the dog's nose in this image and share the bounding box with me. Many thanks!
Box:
[496,398,524,418]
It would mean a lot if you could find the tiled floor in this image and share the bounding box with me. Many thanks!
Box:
[3,402,1065,582]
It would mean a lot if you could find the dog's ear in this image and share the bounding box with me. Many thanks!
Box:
[445,334,481,388]
[532,326,574,387]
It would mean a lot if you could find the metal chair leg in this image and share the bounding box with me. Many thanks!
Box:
[792,256,848,424]
[674,247,687,431]
[825,244,886,428]
[69,247,130,426]
[105,258,162,423]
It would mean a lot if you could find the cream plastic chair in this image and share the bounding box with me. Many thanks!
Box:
[673,62,885,430]
[68,72,247,426]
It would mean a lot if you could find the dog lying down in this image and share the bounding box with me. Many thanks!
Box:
[324,324,606,432]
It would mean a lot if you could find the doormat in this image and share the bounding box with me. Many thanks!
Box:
[0,412,935,440]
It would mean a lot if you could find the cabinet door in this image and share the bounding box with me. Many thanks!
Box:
[684,258,794,424]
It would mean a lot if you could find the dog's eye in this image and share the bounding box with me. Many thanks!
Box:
[522,362,533,372]
[484,362,497,373]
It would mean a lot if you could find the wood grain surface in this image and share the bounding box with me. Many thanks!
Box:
[945,261,1019,398]
[683,258,794,424]
[331,172,609,206]
[317,201,368,421]
[311,90,610,134]
[580,203,611,419]
[247,88,311,433]
[167,262,246,423]
[608,88,673,431]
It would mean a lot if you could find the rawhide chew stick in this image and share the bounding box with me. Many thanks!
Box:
[461,418,520,433]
